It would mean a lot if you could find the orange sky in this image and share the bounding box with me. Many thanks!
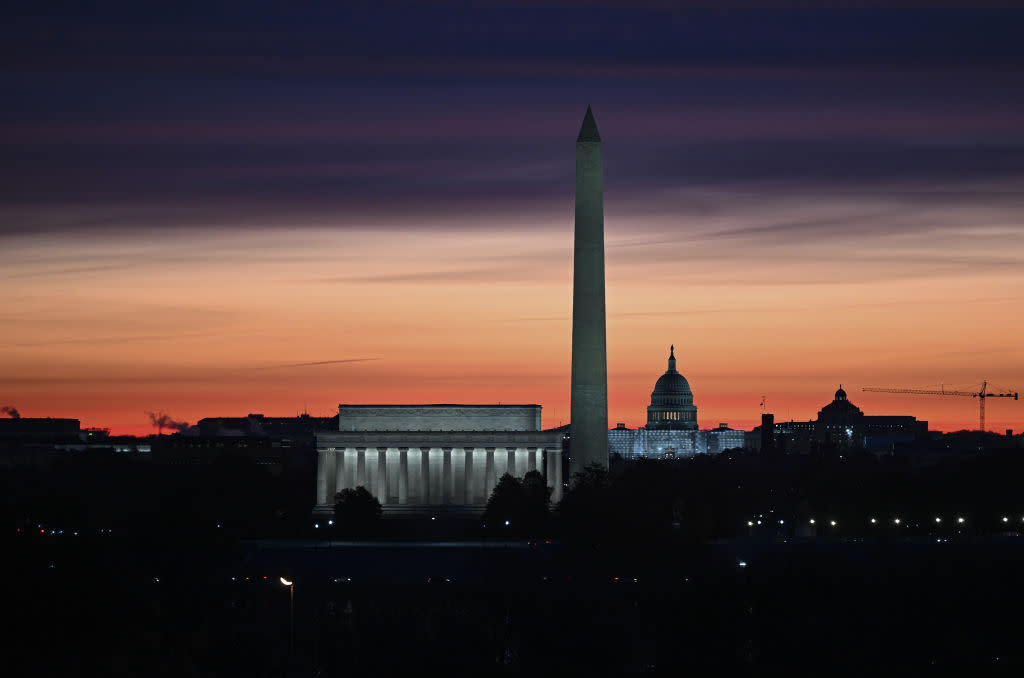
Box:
[4,184,1023,436]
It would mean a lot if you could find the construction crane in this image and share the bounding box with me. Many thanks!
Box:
[862,381,1018,432]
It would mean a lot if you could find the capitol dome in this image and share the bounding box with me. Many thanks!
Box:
[647,346,698,430]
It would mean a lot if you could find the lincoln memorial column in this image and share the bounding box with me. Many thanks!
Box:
[485,447,495,498]
[557,450,565,503]
[324,448,337,502]
[398,448,409,505]
[507,447,516,477]
[377,448,387,501]
[356,448,366,488]
[442,447,452,505]
[334,449,346,495]
[463,448,474,504]
[316,449,328,505]
[418,448,428,505]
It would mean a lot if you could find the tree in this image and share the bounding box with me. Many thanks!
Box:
[483,471,553,536]
[333,486,382,535]
[484,473,527,531]
[556,463,614,545]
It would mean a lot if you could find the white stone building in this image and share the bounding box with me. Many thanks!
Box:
[315,405,564,514]
[607,347,747,459]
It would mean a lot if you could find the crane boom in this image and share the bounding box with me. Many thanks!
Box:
[862,381,1018,432]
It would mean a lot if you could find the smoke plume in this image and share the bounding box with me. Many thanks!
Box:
[145,410,190,433]
[2,406,20,419]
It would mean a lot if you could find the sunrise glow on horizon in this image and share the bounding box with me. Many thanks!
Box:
[5,184,1023,436]
[3,7,1023,436]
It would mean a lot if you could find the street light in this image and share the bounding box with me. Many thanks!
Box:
[280,577,294,654]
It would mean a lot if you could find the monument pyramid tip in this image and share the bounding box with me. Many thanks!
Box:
[577,105,601,142]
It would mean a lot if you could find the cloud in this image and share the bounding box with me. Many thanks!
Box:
[252,359,379,369]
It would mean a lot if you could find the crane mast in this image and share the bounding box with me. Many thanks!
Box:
[862,381,1019,432]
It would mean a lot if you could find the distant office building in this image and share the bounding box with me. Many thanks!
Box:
[197,413,336,438]
[0,417,81,442]
[705,423,746,455]
[749,386,928,453]
[607,348,745,459]
[152,434,308,476]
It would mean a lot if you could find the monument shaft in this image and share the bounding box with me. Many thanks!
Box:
[570,107,609,475]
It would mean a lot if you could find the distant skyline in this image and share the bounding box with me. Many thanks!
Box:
[3,3,1023,434]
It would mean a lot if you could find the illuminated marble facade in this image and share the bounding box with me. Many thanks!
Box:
[315,405,563,513]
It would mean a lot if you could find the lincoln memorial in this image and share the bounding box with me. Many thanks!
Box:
[315,405,564,514]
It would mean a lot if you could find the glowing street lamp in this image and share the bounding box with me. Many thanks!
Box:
[957,517,965,524]
[280,577,294,653]
[935,517,942,524]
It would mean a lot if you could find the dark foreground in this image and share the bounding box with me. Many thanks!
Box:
[7,533,1024,675]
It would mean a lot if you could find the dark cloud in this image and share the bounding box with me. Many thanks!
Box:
[1,4,1023,246]
[4,5,1023,76]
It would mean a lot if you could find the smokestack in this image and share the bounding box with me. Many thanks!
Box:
[146,410,190,434]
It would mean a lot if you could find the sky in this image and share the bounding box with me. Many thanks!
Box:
[2,2,1024,435]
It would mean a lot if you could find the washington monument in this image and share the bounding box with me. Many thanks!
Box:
[570,106,609,475]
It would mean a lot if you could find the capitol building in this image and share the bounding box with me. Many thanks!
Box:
[608,346,745,459]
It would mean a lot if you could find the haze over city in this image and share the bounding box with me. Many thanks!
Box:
[3,4,1023,434]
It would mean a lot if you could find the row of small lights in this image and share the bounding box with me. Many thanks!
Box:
[748,516,1024,527]
[17,525,113,536]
